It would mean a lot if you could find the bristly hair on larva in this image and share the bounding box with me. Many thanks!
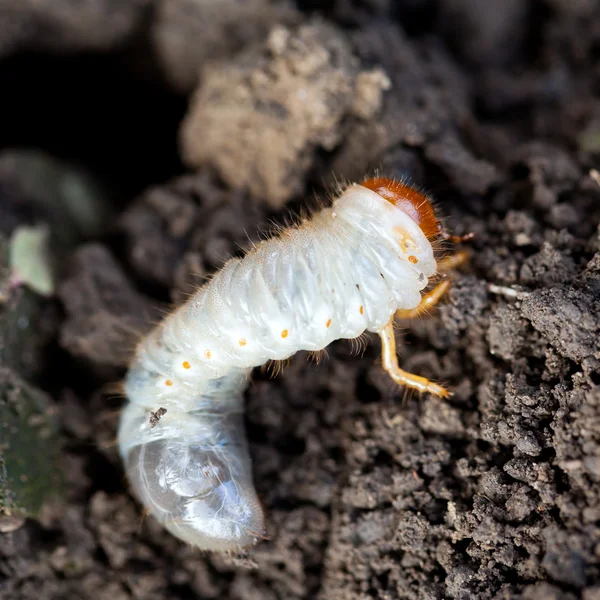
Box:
[307,347,329,365]
[260,356,293,378]
[348,331,371,357]
[116,175,473,553]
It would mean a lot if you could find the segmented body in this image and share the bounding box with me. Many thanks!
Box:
[118,181,439,551]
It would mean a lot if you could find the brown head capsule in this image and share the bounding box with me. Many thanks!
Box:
[360,177,439,239]
[360,177,475,243]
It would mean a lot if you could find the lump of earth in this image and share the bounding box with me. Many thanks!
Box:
[179,20,391,208]
[151,0,299,93]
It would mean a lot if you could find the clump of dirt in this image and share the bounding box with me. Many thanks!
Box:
[1,1,600,600]
[180,19,391,208]
[151,0,299,93]
[58,244,163,369]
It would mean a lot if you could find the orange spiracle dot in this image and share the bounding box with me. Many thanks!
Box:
[281,329,289,338]
[359,305,364,315]
[204,350,212,359]
[165,379,173,386]
[239,338,247,347]
[408,255,419,264]
[326,319,332,328]
[182,361,191,369]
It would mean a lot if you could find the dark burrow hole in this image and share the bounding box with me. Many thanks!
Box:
[0,50,186,202]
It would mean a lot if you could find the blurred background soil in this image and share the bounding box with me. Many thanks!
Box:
[1,0,600,598]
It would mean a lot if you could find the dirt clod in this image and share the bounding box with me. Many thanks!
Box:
[180,20,391,208]
[58,244,161,368]
[151,0,299,93]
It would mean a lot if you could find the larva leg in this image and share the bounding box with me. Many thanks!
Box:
[436,249,470,273]
[378,321,451,398]
[395,280,451,320]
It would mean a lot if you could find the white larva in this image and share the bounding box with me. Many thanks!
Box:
[117,177,470,552]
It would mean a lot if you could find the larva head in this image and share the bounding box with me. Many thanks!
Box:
[360,177,439,239]
[124,423,265,551]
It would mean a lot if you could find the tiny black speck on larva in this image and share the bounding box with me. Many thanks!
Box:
[117,176,473,552]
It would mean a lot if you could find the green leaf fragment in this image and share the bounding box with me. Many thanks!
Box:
[9,225,55,297]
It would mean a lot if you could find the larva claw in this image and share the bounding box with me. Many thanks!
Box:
[379,322,451,398]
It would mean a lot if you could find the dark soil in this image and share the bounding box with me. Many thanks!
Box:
[2,1,600,599]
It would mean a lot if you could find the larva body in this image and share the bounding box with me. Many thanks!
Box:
[118,178,458,552]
